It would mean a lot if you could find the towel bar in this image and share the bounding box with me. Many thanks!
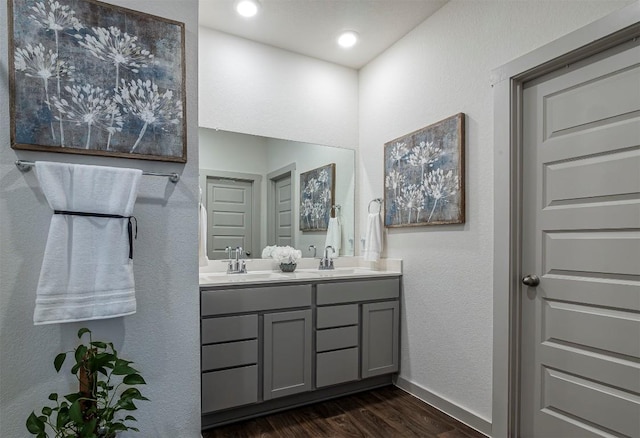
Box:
[15,160,180,183]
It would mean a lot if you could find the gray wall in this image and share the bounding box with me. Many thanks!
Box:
[0,1,201,437]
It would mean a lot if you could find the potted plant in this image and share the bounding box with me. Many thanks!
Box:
[26,328,148,438]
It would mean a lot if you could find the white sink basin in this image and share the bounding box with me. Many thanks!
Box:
[199,266,399,286]
[294,267,372,277]
[199,271,286,284]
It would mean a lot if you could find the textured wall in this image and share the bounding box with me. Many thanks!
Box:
[358,0,632,422]
[199,27,359,151]
[0,1,201,437]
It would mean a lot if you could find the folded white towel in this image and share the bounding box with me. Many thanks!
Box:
[33,162,143,325]
[363,212,383,262]
[198,199,209,267]
[198,187,209,267]
[324,217,341,257]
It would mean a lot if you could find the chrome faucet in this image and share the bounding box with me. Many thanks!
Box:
[226,246,247,274]
[319,245,334,270]
[308,245,317,258]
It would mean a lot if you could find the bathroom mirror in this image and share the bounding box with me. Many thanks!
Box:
[199,127,355,260]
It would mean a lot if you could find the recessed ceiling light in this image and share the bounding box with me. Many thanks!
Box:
[236,0,260,18]
[337,31,359,49]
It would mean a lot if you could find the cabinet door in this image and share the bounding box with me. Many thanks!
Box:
[263,309,312,400]
[362,301,399,378]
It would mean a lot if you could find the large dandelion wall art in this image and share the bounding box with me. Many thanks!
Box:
[8,0,186,162]
[383,113,465,227]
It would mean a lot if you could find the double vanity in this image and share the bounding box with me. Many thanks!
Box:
[199,259,402,429]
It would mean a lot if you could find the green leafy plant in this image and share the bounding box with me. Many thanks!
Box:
[26,328,148,438]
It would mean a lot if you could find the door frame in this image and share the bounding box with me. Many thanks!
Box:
[267,163,296,247]
[199,168,262,259]
[491,4,640,437]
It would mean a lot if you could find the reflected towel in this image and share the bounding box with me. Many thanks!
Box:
[198,201,209,267]
[199,186,209,267]
[324,217,341,257]
[363,212,383,262]
[33,162,142,325]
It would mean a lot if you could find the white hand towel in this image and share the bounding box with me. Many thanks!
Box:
[33,162,142,325]
[324,217,341,257]
[363,212,383,262]
[198,201,209,267]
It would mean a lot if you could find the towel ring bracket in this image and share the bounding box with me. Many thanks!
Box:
[368,198,383,214]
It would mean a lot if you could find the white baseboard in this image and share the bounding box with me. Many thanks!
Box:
[394,376,492,437]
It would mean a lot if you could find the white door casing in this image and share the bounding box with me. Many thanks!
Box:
[520,41,640,437]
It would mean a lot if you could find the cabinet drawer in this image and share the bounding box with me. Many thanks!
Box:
[316,278,400,305]
[316,348,359,388]
[201,315,258,344]
[202,365,258,413]
[202,284,312,316]
[316,326,358,352]
[317,304,358,328]
[202,339,258,371]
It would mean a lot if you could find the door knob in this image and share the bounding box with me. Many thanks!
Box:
[522,274,540,287]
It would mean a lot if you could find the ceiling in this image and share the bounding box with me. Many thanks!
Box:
[199,0,448,70]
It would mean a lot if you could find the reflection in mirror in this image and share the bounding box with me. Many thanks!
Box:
[199,128,355,260]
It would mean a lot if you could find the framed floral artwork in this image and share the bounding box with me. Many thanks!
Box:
[384,113,465,227]
[299,163,335,231]
[8,0,187,162]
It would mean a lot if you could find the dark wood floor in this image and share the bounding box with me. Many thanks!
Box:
[202,386,486,438]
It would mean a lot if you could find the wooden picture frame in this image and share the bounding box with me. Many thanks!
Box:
[384,113,465,227]
[299,163,335,231]
[8,0,187,162]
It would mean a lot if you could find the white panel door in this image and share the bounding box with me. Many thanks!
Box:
[520,42,640,437]
[206,177,253,260]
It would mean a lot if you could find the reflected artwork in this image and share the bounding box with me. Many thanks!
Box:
[299,163,335,231]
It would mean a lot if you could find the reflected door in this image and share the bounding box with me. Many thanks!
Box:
[268,165,294,248]
[206,177,253,260]
[520,41,640,437]
[274,175,293,247]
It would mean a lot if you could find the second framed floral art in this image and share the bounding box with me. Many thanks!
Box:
[8,0,186,162]
[384,113,465,227]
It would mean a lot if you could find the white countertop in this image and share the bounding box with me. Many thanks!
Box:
[199,258,402,287]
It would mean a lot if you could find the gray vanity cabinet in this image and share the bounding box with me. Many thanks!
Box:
[263,309,313,400]
[201,275,401,430]
[316,277,400,383]
[316,304,359,388]
[200,284,312,415]
[201,315,259,413]
[362,301,400,378]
